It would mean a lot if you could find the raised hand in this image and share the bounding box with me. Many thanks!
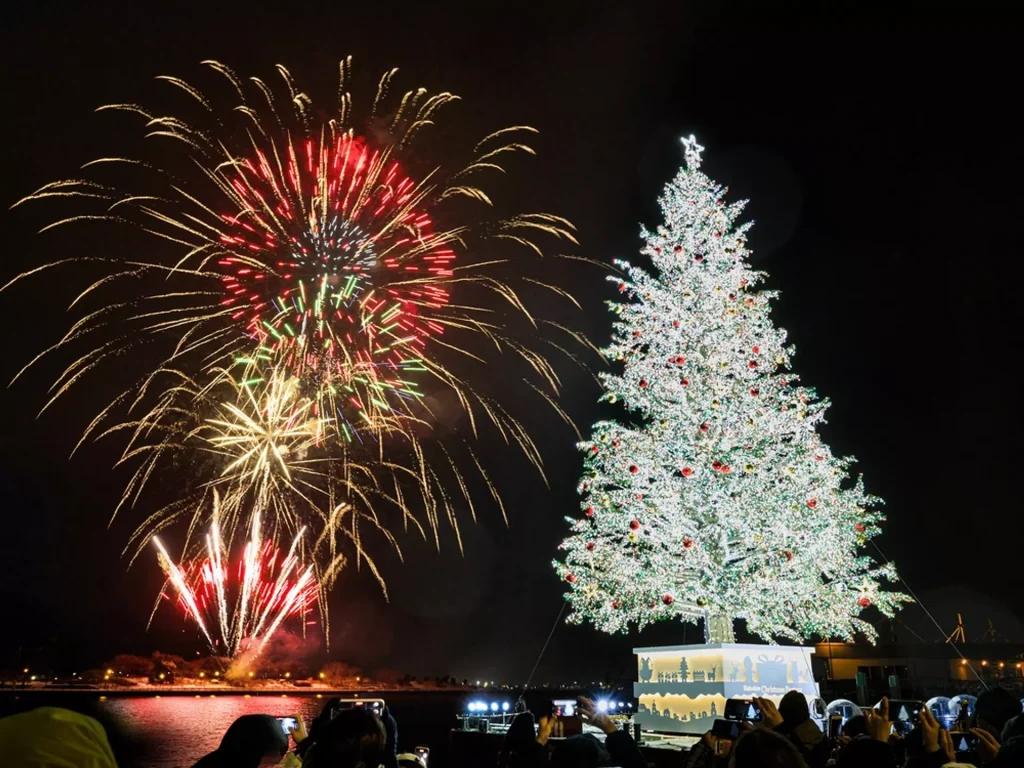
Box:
[918,706,941,753]
[578,697,617,735]
[971,727,1001,763]
[752,697,783,729]
[536,715,555,746]
[864,698,891,743]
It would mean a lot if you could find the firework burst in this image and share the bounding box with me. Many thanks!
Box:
[153,505,319,658]
[7,59,599,629]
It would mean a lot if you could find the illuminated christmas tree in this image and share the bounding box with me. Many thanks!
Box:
[555,136,908,643]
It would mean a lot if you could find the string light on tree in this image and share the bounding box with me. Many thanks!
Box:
[555,135,909,643]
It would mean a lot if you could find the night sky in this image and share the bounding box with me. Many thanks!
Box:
[2,2,1021,683]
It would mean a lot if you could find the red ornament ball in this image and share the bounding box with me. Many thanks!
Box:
[714,233,721,239]
[586,542,596,552]
[584,506,595,517]
[807,498,818,509]
[752,345,760,354]
[721,464,732,474]
[858,597,871,608]
[632,331,641,339]
[681,378,689,387]
[711,460,723,471]
[566,573,576,584]
[628,464,639,475]
[745,297,755,307]
[728,293,736,301]
[740,279,748,286]
[681,466,693,477]
[618,282,627,293]
[683,537,694,549]
[654,247,662,254]
[612,601,619,609]
[750,388,760,397]
[590,445,599,454]
[612,439,621,448]
[674,245,683,254]
[748,360,758,369]
[855,523,866,533]
[785,550,793,562]
[672,320,681,328]
[629,519,641,531]
[639,379,648,389]
[695,255,704,263]
[662,594,674,605]
[699,422,710,432]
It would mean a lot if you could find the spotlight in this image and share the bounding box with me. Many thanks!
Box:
[490,702,499,712]
[502,702,511,712]
[597,700,609,712]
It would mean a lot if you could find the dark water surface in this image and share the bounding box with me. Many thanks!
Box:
[2,691,467,768]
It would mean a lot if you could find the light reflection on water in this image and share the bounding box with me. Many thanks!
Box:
[101,695,325,768]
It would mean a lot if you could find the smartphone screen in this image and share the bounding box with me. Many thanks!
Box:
[887,700,923,722]
[552,699,577,717]
[828,714,844,740]
[885,700,923,735]
[331,699,385,719]
[950,732,977,753]
[277,716,297,735]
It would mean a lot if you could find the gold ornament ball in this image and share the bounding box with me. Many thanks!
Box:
[745,463,755,473]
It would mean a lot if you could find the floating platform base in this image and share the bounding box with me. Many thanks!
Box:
[633,643,820,735]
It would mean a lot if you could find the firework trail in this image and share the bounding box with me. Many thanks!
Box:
[154,505,318,658]
[7,59,598,605]
[122,367,402,601]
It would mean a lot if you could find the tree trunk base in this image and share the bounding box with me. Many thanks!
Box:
[704,611,736,643]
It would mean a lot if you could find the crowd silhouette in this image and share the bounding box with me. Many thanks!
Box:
[1,688,1022,766]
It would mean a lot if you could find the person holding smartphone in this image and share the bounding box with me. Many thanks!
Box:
[191,714,289,767]
[500,696,645,768]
